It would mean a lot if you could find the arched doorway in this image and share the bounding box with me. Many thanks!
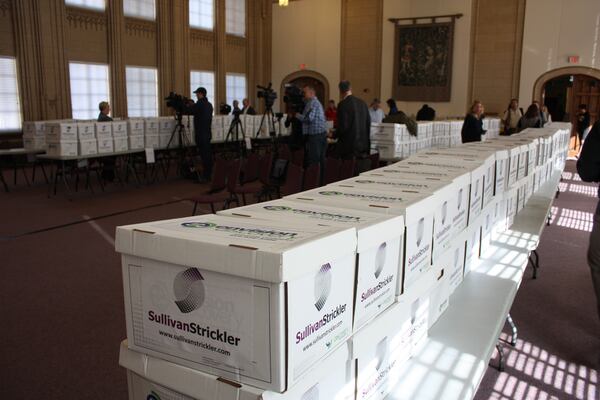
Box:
[533,66,600,127]
[280,70,330,111]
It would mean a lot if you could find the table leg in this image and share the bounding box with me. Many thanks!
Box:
[507,314,518,346]
[495,342,505,372]
[532,250,540,279]
[0,164,8,193]
[60,161,72,199]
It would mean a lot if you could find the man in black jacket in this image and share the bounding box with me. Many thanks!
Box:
[577,120,600,320]
[185,87,214,182]
[335,81,371,173]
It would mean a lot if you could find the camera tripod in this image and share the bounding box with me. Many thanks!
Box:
[255,103,278,139]
[224,111,247,157]
[164,113,201,181]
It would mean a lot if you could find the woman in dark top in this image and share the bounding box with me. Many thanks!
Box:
[461,101,486,143]
[517,104,541,131]
[386,98,399,116]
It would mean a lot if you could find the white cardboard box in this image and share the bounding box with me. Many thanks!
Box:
[113,121,128,138]
[351,301,413,400]
[464,217,482,276]
[119,340,355,400]
[334,176,456,263]
[128,119,145,136]
[365,166,471,234]
[129,135,145,150]
[145,118,160,135]
[46,140,78,157]
[95,121,113,139]
[286,186,437,295]
[114,137,129,152]
[77,122,96,140]
[159,117,176,135]
[219,199,403,331]
[46,122,78,141]
[23,136,46,150]
[115,214,357,392]
[22,121,46,137]
[428,264,450,329]
[98,137,114,154]
[79,138,98,156]
[445,235,467,296]
[145,135,160,149]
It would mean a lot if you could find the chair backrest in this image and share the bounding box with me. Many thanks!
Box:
[323,157,342,184]
[226,159,242,192]
[280,163,304,196]
[210,157,229,191]
[369,152,380,170]
[241,152,259,183]
[303,163,320,190]
[339,158,356,180]
[291,148,305,167]
[258,151,274,185]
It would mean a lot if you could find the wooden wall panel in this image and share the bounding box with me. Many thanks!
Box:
[469,0,525,114]
[189,30,215,70]
[124,18,158,67]
[225,36,247,73]
[65,7,108,63]
[340,0,383,103]
[0,0,15,56]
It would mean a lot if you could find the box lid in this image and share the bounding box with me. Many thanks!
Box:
[115,214,356,283]
[286,186,436,226]
[119,340,352,400]
[218,199,403,253]
[337,175,449,194]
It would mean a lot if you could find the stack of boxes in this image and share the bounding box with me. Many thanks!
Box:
[483,117,501,140]
[158,117,177,149]
[22,121,48,150]
[96,121,114,154]
[77,121,98,156]
[144,118,160,149]
[45,121,78,157]
[113,124,569,399]
[127,119,145,150]
[113,120,129,152]
[369,123,409,159]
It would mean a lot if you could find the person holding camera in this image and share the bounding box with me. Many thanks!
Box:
[296,85,327,176]
[184,87,214,182]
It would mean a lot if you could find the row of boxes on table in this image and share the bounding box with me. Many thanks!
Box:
[114,125,569,400]
[369,119,470,160]
[482,117,501,139]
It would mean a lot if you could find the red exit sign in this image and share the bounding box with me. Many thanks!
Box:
[567,56,580,64]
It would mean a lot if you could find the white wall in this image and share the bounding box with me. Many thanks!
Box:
[271,0,342,112]
[519,0,600,101]
[381,0,473,118]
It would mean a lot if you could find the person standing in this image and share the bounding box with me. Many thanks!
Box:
[185,87,214,182]
[461,101,486,143]
[576,104,591,148]
[297,85,327,176]
[369,99,385,124]
[98,101,114,181]
[284,110,304,151]
[532,100,546,127]
[325,100,338,127]
[386,98,399,116]
[541,105,552,124]
[576,120,600,321]
[232,100,241,114]
[336,81,371,173]
[502,99,522,135]
[98,101,113,122]
[241,98,256,115]
[517,104,542,131]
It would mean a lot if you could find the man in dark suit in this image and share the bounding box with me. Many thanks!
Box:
[184,87,214,182]
[241,98,256,115]
[335,80,371,173]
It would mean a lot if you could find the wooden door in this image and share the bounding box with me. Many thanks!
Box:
[570,75,600,127]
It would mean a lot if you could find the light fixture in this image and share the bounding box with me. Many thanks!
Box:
[279,0,289,6]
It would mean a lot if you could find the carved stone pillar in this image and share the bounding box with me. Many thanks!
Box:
[157,0,173,115]
[172,0,190,96]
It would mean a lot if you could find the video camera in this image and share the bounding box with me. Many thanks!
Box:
[283,84,305,113]
[257,83,277,109]
[219,103,232,115]
[164,92,190,114]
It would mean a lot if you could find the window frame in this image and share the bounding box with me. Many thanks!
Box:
[125,65,159,118]
[0,56,23,133]
[65,0,106,11]
[225,72,247,109]
[68,61,112,121]
[189,0,214,31]
[225,0,246,37]
[123,0,156,21]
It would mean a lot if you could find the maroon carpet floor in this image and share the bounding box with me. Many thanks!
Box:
[0,161,598,399]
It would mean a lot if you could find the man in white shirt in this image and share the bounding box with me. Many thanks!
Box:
[369,98,385,124]
[502,98,523,135]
